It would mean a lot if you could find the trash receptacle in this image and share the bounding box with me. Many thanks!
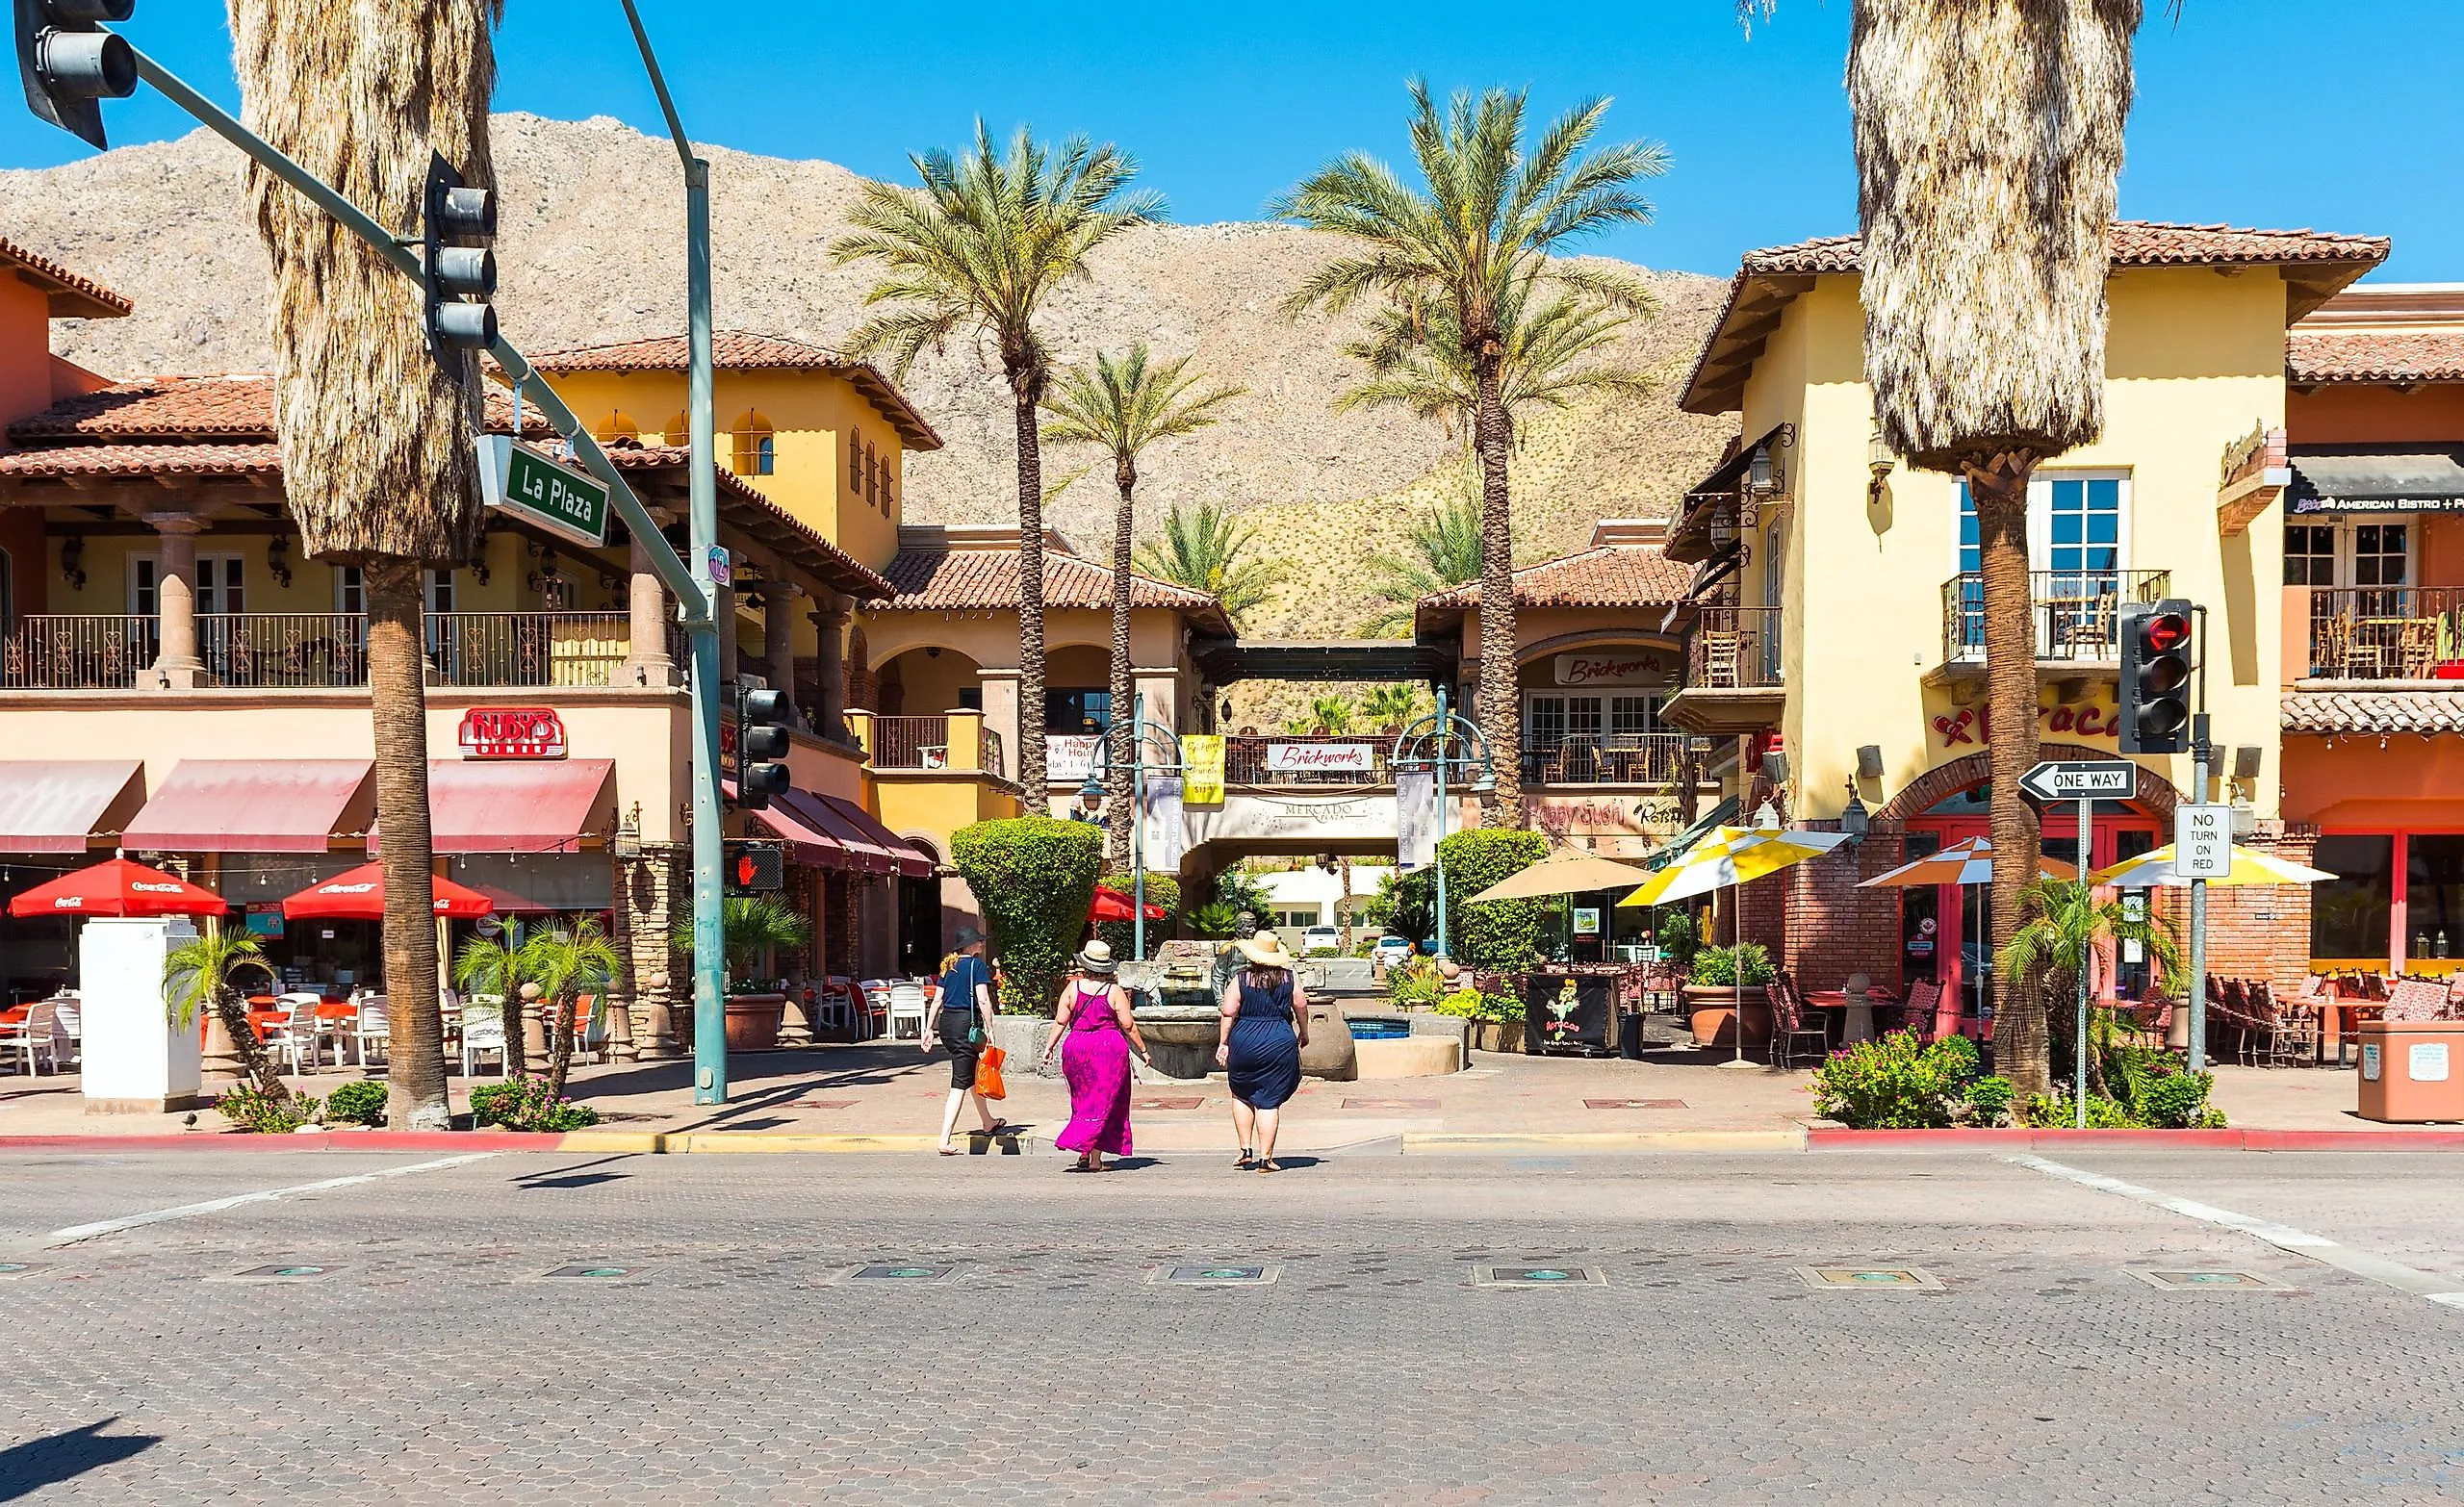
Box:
[2354,1019,2464,1123]
[1618,1009,1645,1060]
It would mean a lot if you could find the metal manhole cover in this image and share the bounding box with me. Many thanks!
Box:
[530,1264,652,1283]
[1152,1264,1278,1286]
[216,1264,341,1282]
[1134,1097,1205,1111]
[1796,1266,1943,1290]
[2126,1268,2295,1292]
[1474,1265,1606,1288]
[1584,1098,1688,1110]
[851,1264,958,1282]
[1343,1097,1439,1111]
[0,1261,49,1280]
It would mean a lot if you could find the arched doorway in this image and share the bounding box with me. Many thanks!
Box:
[897,835,945,976]
[1879,746,2174,1020]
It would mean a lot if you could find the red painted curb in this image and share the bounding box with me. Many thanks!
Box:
[0,1132,567,1153]
[2240,1129,2464,1152]
[1807,1127,2464,1152]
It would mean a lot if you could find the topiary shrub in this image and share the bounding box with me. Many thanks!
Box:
[1093,872,1179,958]
[952,817,1104,1015]
[323,1080,388,1127]
[1436,829,1547,970]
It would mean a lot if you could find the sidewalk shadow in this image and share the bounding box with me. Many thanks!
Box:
[0,1418,159,1501]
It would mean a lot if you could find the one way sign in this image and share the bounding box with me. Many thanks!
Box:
[2017,759,2138,803]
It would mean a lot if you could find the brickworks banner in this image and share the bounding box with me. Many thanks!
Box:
[1264,742,1374,773]
[1553,649,1671,687]
[1180,735,1225,805]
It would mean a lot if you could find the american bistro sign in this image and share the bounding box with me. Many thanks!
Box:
[457,706,569,759]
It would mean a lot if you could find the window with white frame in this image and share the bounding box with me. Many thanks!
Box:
[2281,518,2414,592]
[1955,472,2131,580]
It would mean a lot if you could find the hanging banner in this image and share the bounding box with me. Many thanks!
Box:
[1180,735,1225,805]
[1141,776,1187,873]
[1048,734,1104,784]
[1397,770,1437,874]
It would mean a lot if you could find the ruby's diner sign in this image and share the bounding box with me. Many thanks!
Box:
[458,705,569,760]
[1554,651,1666,687]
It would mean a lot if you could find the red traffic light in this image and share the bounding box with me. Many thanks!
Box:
[2143,613,2191,652]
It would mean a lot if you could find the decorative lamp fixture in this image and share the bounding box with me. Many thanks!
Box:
[1747,445,1774,497]
[527,549,563,596]
[614,802,644,860]
[59,534,85,591]
[1470,768,1497,795]
[1867,423,1895,481]
[1077,771,1106,802]
[267,529,294,588]
[1840,781,1869,845]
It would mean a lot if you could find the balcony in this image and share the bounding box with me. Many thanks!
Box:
[1519,731,1713,789]
[1658,606,1786,736]
[2296,586,2464,683]
[866,713,1008,779]
[1933,570,2172,684]
[1,611,634,691]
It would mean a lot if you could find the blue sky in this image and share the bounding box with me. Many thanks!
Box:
[9,1,2458,280]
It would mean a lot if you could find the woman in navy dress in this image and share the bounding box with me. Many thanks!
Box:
[1216,932,1308,1173]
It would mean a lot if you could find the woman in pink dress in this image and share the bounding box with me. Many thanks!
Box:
[1039,941,1153,1171]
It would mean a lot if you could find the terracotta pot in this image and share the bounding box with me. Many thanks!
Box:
[1681,984,1772,1048]
[1492,1017,1527,1055]
[722,993,787,1052]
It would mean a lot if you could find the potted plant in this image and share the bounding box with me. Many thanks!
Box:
[671,896,811,1051]
[1682,942,1776,1048]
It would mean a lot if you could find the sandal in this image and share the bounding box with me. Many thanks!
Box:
[1234,1147,1253,1169]
[937,1145,960,1157]
[1256,1159,1282,1174]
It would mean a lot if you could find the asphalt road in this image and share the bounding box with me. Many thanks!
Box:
[3,1146,2461,1504]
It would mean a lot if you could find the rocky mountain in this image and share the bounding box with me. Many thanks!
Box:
[0,112,1738,640]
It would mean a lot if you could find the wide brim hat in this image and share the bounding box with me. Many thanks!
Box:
[1075,939,1117,976]
[1235,933,1294,968]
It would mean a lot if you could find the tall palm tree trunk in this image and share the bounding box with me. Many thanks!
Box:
[368,560,447,1128]
[1104,463,1138,867]
[1011,380,1050,795]
[546,991,578,1100]
[1971,456,2047,1097]
[1471,352,1522,826]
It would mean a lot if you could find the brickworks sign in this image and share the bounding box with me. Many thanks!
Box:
[1264,742,1374,773]
[1553,650,1669,687]
[457,706,569,759]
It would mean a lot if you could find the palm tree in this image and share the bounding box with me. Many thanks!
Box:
[1998,877,2179,1097]
[518,915,623,1100]
[451,930,531,1081]
[1338,267,1654,440]
[1135,500,1287,624]
[834,124,1164,795]
[672,896,813,988]
[1040,345,1245,865]
[1309,694,1357,735]
[1747,0,2143,1097]
[1360,476,1485,636]
[1276,82,1667,826]
[164,929,285,1100]
[227,3,499,1132]
[1362,683,1422,732]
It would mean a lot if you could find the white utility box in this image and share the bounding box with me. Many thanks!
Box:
[80,916,206,1114]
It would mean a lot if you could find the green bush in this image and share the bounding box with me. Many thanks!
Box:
[1654,911,1699,974]
[470,1077,601,1133]
[2021,1091,2139,1129]
[1807,1030,1973,1129]
[2138,1070,2220,1129]
[1928,1032,1981,1088]
[1433,987,1517,1021]
[1187,900,1241,938]
[951,817,1104,1015]
[1387,956,1447,1009]
[1093,872,1179,958]
[322,1080,388,1128]
[1962,1075,2015,1127]
[217,1085,320,1135]
[1436,829,1547,969]
[1688,943,1774,988]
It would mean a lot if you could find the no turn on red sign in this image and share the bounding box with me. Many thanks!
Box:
[2175,804,2232,879]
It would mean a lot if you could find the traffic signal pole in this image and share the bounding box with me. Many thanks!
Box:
[2187,604,2214,1077]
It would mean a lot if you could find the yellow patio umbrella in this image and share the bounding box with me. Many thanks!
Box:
[2087,844,2338,889]
[1857,835,2074,888]
[1617,826,1857,1064]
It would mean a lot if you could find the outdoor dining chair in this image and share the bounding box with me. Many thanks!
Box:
[267,995,343,1075]
[460,1009,508,1078]
[1,1001,62,1076]
[1768,973,1830,1070]
[1896,981,1942,1044]
[350,995,389,1066]
[887,981,931,1042]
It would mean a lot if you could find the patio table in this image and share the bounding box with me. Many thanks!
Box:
[1807,988,1898,1046]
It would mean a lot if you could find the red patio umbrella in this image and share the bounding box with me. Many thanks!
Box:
[282,862,496,920]
[7,857,227,918]
[1090,884,1165,923]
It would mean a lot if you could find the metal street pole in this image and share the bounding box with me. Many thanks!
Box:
[1433,685,1450,959]
[2076,795,2092,1128]
[2188,726,2212,1076]
[1131,692,1146,962]
[621,1,727,1104]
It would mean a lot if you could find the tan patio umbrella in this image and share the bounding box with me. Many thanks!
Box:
[1856,835,2074,889]
[1465,851,1660,903]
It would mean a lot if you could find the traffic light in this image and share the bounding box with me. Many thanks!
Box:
[734,685,792,810]
[2118,598,2194,755]
[421,151,497,369]
[15,0,138,150]
[724,840,784,895]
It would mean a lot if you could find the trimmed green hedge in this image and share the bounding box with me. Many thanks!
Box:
[1437,829,1547,969]
[1095,872,1180,958]
[953,817,1104,1014]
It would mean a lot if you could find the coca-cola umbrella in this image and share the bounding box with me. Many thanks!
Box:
[282,862,496,920]
[7,856,227,918]
[1090,884,1166,922]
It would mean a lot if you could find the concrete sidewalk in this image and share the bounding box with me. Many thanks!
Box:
[0,1036,2446,1149]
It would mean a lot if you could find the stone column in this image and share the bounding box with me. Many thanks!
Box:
[150,515,205,688]
[810,593,850,743]
[763,587,801,726]
[622,536,676,688]
[618,844,685,1060]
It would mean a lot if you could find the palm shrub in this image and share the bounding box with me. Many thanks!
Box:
[163,929,285,1100]
[1997,877,2180,1093]
[451,931,532,1080]
[1094,872,1180,958]
[952,817,1104,1013]
[672,897,811,991]
[1436,828,1546,968]
[1687,943,1774,988]
[1361,684,1422,732]
[521,915,623,1101]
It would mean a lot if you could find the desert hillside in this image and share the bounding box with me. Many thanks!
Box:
[0,113,1738,645]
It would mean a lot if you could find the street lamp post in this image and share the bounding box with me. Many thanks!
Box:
[1081,693,1185,961]
[1389,686,1495,958]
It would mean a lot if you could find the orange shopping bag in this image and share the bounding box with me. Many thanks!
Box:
[974,1042,1008,1100]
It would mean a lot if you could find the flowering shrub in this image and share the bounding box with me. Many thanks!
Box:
[469,1077,601,1133]
[1807,1030,1972,1129]
[322,1080,388,1127]
[217,1085,320,1135]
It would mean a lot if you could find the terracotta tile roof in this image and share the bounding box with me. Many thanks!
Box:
[2283,690,2464,736]
[876,542,1231,631]
[0,442,280,477]
[2286,328,2464,386]
[522,330,942,450]
[0,234,133,319]
[1418,544,1694,612]
[590,443,894,599]
[9,373,554,443]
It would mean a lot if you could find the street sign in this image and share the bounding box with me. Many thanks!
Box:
[706,546,732,587]
[476,434,609,549]
[2017,759,2137,803]
[2176,803,2232,879]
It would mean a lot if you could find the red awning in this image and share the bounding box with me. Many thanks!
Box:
[724,778,853,869]
[786,790,899,874]
[369,759,616,855]
[121,760,374,853]
[0,759,145,854]
[1090,884,1165,923]
[815,795,935,879]
[282,861,496,920]
[7,857,226,918]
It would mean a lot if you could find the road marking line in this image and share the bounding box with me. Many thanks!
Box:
[2006,1153,2464,1307]
[43,1153,498,1247]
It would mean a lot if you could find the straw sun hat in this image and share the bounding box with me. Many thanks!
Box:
[1075,939,1118,976]
[1235,932,1295,969]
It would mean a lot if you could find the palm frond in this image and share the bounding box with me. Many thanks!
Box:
[1133,499,1287,624]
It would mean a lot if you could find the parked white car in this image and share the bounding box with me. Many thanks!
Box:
[1372,935,1414,969]
[1301,925,1342,955]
